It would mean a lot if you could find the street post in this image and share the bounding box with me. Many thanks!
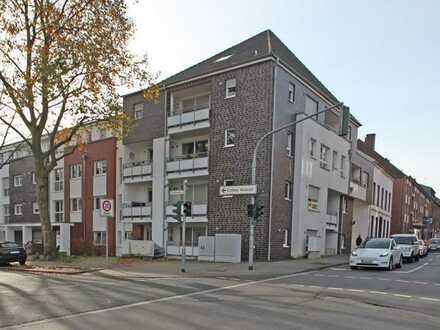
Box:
[181,179,188,272]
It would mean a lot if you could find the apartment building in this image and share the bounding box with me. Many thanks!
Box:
[117,30,359,260]
[0,126,117,256]
[358,134,436,239]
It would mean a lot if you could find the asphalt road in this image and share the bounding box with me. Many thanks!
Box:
[1,254,440,330]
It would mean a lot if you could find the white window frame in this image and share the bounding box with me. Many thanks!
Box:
[54,168,64,192]
[307,185,320,212]
[283,229,290,247]
[55,200,64,222]
[94,160,107,176]
[288,82,295,103]
[340,155,346,178]
[225,78,236,98]
[4,204,10,216]
[94,231,106,246]
[32,172,36,184]
[134,103,144,120]
[33,202,39,214]
[14,203,23,215]
[71,164,82,179]
[224,128,235,147]
[14,175,23,187]
[287,132,293,157]
[332,150,338,171]
[71,198,82,212]
[320,144,330,170]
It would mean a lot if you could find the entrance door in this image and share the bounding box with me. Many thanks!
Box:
[14,230,23,245]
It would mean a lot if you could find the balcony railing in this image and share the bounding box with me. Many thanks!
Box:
[166,154,209,177]
[123,160,152,183]
[349,181,367,201]
[326,212,338,229]
[167,107,210,134]
[122,202,152,218]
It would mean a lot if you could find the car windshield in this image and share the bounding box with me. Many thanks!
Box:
[431,239,440,244]
[0,242,19,248]
[392,236,415,245]
[361,239,390,249]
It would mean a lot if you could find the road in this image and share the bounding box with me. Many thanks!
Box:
[1,254,440,329]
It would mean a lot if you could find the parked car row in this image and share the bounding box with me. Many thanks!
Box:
[350,234,431,271]
[0,241,27,266]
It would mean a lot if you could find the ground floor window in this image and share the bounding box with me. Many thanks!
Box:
[93,231,106,246]
[167,224,207,247]
[0,231,5,241]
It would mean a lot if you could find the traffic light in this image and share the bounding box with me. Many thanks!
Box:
[171,201,183,222]
[183,201,192,217]
[247,204,254,218]
[339,105,350,137]
[255,200,264,220]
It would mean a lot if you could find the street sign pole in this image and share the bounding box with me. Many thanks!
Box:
[106,218,109,263]
[248,102,344,271]
[100,198,114,265]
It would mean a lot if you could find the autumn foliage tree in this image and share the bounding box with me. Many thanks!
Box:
[0,0,156,258]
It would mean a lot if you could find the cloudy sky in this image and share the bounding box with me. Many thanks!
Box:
[128,0,440,191]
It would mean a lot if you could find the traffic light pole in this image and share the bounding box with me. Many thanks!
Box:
[181,180,187,272]
[248,102,344,271]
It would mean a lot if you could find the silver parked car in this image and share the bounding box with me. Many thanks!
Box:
[350,238,403,271]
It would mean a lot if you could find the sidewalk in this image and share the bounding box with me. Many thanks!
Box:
[98,255,349,279]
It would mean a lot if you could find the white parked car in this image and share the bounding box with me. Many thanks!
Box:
[350,238,403,271]
[390,234,419,263]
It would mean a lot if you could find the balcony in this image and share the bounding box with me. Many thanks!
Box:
[123,161,152,184]
[166,153,208,179]
[349,180,367,201]
[168,93,210,135]
[122,202,152,222]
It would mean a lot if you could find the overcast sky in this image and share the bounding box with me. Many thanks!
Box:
[128,0,440,192]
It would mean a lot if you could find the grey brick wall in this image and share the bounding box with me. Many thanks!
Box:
[9,156,39,224]
[207,61,274,260]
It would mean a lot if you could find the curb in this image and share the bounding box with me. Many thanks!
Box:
[0,267,103,275]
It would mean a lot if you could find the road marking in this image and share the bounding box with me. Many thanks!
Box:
[327,287,344,290]
[3,270,316,329]
[377,278,390,281]
[368,291,388,295]
[419,297,440,302]
[347,289,364,293]
[330,268,347,271]
[308,285,322,289]
[344,276,355,279]
[393,294,412,298]
[396,279,409,283]
[314,274,324,277]
[395,262,429,274]
[359,277,372,280]
[414,281,428,285]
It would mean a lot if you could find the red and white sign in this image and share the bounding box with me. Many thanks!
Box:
[100,198,114,217]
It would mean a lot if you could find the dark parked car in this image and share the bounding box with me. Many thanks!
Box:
[0,241,27,265]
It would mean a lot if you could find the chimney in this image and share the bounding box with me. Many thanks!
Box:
[365,134,376,150]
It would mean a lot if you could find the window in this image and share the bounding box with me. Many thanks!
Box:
[342,196,347,214]
[54,168,64,192]
[55,200,64,222]
[94,196,105,210]
[94,231,106,246]
[70,164,82,179]
[348,126,352,141]
[71,198,82,212]
[2,177,9,196]
[14,175,23,187]
[33,202,39,214]
[14,204,23,215]
[305,95,319,119]
[376,184,381,206]
[340,155,346,178]
[309,138,317,158]
[4,205,10,216]
[384,190,388,211]
[287,133,293,156]
[133,103,144,120]
[225,78,236,98]
[224,128,235,147]
[361,171,369,188]
[284,181,292,200]
[94,160,107,175]
[308,186,320,211]
[320,144,330,170]
[332,151,338,170]
[288,82,295,103]
[381,187,384,209]
[32,172,36,184]
[224,179,234,186]
[373,182,376,202]
[388,193,392,212]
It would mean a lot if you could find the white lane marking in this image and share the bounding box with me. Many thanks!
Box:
[419,297,440,302]
[347,289,364,293]
[414,281,428,285]
[395,262,429,274]
[393,294,412,298]
[330,268,347,271]
[378,278,390,281]
[369,291,388,295]
[2,270,315,329]
[359,277,372,280]
[314,274,324,277]
[396,280,409,283]
[308,285,322,289]
[344,276,355,279]
[327,287,344,290]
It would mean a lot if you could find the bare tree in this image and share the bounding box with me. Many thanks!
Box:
[0,0,157,258]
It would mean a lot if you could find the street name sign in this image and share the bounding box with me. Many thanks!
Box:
[219,185,257,196]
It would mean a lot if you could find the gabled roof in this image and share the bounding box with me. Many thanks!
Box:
[357,139,406,179]
[162,30,339,103]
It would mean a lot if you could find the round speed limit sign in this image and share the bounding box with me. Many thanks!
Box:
[100,198,114,217]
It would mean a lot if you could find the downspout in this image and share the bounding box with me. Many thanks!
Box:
[267,57,279,261]
[163,88,168,258]
[340,138,353,254]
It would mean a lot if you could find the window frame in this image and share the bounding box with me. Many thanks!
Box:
[71,198,82,212]
[307,185,320,212]
[14,175,23,187]
[94,160,107,176]
[33,202,40,214]
[14,203,23,215]
[284,181,292,200]
[309,138,317,158]
[225,78,237,99]
[320,144,330,170]
[55,200,64,222]
[224,128,235,147]
[133,103,144,120]
[70,164,82,179]
[54,168,64,192]
[287,132,293,157]
[288,82,295,103]
[93,231,106,246]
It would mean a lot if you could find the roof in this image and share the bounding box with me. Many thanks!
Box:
[357,139,405,179]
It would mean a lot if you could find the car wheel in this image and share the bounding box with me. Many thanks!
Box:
[409,254,414,263]
[415,254,420,262]
[350,266,357,270]
[387,258,393,271]
[19,259,26,266]
[396,256,402,269]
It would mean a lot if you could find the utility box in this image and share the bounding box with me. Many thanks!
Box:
[198,234,241,263]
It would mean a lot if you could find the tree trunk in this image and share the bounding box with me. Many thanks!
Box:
[35,162,56,259]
